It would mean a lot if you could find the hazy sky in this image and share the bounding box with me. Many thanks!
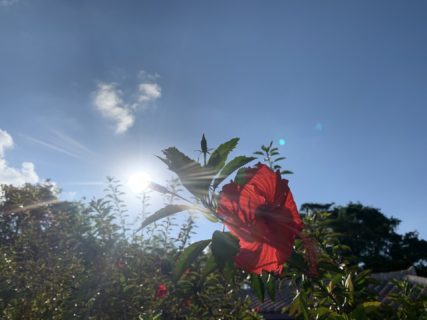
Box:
[1,0,426,238]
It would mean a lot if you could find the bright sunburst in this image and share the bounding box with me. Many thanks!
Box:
[128,171,152,193]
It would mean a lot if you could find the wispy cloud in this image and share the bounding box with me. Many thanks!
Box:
[61,181,104,186]
[24,135,82,160]
[93,71,161,134]
[23,129,95,161]
[50,129,95,158]
[0,129,39,186]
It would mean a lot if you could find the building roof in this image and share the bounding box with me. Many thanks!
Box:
[246,267,427,320]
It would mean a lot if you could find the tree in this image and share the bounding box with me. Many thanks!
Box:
[300,202,427,275]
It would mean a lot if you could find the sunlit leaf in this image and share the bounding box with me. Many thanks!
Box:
[137,204,192,231]
[207,138,239,172]
[212,156,255,190]
[158,147,212,198]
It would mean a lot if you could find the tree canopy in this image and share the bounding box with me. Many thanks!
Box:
[301,202,427,275]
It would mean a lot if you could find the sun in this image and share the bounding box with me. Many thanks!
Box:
[128,171,152,193]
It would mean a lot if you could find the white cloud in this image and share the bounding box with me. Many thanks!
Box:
[0,129,13,156]
[137,83,161,107]
[93,83,134,134]
[0,129,39,186]
[93,72,161,134]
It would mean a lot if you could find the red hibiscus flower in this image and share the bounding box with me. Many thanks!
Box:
[155,284,168,299]
[115,258,125,269]
[217,164,303,274]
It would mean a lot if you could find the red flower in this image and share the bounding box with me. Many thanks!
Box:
[217,164,303,274]
[115,259,125,269]
[155,284,168,299]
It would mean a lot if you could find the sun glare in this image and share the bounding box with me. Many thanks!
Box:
[128,171,152,193]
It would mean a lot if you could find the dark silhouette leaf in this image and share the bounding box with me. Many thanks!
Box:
[211,231,239,269]
[251,274,265,302]
[173,239,211,281]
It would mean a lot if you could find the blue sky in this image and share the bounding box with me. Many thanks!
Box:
[0,0,426,239]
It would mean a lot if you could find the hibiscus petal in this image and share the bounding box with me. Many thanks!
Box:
[235,241,283,274]
[245,164,277,203]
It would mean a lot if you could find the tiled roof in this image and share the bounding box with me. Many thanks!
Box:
[246,267,427,319]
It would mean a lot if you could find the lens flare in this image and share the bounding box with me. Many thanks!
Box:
[278,139,286,146]
[128,171,151,193]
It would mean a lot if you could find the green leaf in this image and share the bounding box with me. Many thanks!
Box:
[266,274,276,301]
[173,239,211,281]
[299,291,310,320]
[350,306,368,320]
[207,138,239,172]
[360,301,382,314]
[202,254,218,277]
[212,156,255,190]
[137,204,192,231]
[158,147,213,198]
[234,167,249,186]
[211,231,239,269]
[251,274,265,302]
[281,170,293,175]
[287,251,307,272]
[223,261,235,282]
[345,273,354,303]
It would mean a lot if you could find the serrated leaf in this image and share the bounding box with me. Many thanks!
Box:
[137,205,192,232]
[251,274,265,302]
[212,156,255,190]
[207,138,239,172]
[158,147,213,198]
[211,231,239,269]
[173,239,211,281]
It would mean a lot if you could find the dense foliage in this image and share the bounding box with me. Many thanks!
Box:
[0,181,260,319]
[0,137,426,319]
